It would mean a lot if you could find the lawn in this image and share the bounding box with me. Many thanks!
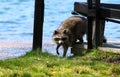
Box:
[0,49,120,77]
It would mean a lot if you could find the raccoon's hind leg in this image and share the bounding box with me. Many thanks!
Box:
[56,44,61,55]
[63,44,68,57]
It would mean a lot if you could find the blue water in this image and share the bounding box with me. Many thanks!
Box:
[0,0,34,41]
[0,0,120,42]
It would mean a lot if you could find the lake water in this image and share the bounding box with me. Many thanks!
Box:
[0,0,119,59]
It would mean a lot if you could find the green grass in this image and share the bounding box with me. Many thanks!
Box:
[0,49,120,77]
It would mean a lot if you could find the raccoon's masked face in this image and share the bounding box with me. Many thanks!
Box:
[53,29,69,45]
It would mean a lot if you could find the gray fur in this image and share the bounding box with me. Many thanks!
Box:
[52,16,87,57]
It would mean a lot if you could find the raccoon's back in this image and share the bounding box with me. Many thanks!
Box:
[58,16,87,45]
[59,16,85,29]
[59,16,87,35]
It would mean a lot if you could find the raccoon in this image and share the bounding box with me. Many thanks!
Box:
[52,16,87,57]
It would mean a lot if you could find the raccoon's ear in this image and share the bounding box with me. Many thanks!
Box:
[63,29,68,34]
[54,30,58,35]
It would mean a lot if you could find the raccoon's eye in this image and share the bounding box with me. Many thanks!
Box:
[54,38,60,41]
[61,37,67,41]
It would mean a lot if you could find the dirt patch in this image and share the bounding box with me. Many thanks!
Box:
[102,55,120,64]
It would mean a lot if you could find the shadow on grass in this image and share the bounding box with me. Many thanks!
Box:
[68,48,120,64]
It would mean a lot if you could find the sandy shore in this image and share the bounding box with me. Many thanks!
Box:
[0,40,72,60]
[0,40,119,60]
[0,41,32,60]
[99,41,120,53]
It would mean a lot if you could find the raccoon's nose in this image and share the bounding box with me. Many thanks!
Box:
[58,40,63,44]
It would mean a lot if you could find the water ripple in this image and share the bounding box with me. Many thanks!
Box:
[0,21,20,24]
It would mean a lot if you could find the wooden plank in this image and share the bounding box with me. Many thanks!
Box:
[74,2,95,16]
[74,2,120,19]
[106,18,120,24]
[101,3,120,9]
[100,7,120,19]
[33,0,44,50]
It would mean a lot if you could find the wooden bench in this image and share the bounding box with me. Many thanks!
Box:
[72,0,120,49]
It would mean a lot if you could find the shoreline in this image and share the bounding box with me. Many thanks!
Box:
[0,41,32,60]
[0,40,120,60]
